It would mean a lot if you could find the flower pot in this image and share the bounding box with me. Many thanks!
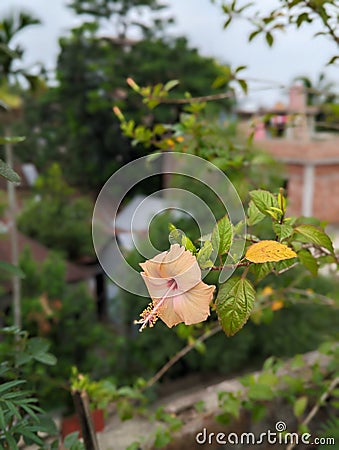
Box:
[61,408,105,439]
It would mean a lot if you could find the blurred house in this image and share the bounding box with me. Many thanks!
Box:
[237,86,339,232]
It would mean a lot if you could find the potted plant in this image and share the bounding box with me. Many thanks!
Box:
[61,367,105,439]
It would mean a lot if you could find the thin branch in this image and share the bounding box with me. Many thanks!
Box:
[143,323,221,390]
[148,91,235,104]
[210,261,250,270]
[285,288,337,307]
[286,376,339,450]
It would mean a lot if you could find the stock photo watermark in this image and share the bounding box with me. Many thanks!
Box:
[195,421,335,446]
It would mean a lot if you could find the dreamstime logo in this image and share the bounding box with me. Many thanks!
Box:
[195,423,336,447]
[92,152,246,295]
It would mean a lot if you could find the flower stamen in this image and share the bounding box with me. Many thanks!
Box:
[134,280,177,332]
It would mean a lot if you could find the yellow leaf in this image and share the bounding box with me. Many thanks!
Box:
[271,300,284,311]
[262,286,274,296]
[245,240,297,263]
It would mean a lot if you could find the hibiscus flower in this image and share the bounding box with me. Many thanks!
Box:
[135,244,215,331]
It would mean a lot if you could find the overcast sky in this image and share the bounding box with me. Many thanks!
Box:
[1,0,338,106]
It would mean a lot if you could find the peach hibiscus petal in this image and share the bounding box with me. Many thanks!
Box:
[139,250,167,278]
[155,297,182,328]
[141,273,172,300]
[160,244,201,291]
[136,244,216,331]
[172,282,215,325]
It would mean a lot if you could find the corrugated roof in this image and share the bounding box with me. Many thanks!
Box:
[0,230,95,292]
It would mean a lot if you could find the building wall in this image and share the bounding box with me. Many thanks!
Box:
[260,138,339,225]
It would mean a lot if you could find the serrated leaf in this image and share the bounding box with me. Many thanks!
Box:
[196,240,213,269]
[0,262,25,278]
[247,200,265,226]
[273,223,294,241]
[274,258,297,273]
[294,396,308,418]
[294,224,334,253]
[250,262,274,282]
[249,190,279,216]
[168,225,196,252]
[0,159,21,183]
[211,215,233,255]
[246,240,297,263]
[298,249,318,276]
[216,277,256,336]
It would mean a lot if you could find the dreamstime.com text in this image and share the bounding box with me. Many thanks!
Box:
[195,422,336,446]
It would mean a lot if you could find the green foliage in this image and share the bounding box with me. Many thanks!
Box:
[211,215,233,256]
[0,327,58,449]
[0,10,41,84]
[63,432,85,450]
[218,0,339,63]
[17,20,232,190]
[0,159,20,182]
[18,163,93,260]
[216,277,256,336]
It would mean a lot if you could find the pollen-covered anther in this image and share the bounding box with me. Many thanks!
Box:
[134,302,160,332]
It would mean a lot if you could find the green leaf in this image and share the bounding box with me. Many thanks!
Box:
[249,190,278,216]
[164,80,179,91]
[154,427,171,448]
[294,396,308,418]
[248,383,273,401]
[0,262,25,278]
[34,352,57,366]
[168,224,196,252]
[0,379,25,394]
[265,32,274,47]
[15,351,33,366]
[211,215,233,255]
[196,241,214,269]
[247,200,265,226]
[27,337,49,357]
[250,262,274,282]
[294,224,334,253]
[3,432,18,450]
[0,159,21,183]
[297,249,318,276]
[0,136,25,145]
[237,79,248,95]
[216,277,256,336]
[63,432,81,448]
[249,29,261,42]
[0,406,5,430]
[273,223,294,241]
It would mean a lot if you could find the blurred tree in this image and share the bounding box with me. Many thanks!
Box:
[0,10,42,87]
[17,163,93,261]
[16,2,232,190]
[68,0,173,39]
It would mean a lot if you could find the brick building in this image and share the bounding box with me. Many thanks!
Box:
[238,85,339,227]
